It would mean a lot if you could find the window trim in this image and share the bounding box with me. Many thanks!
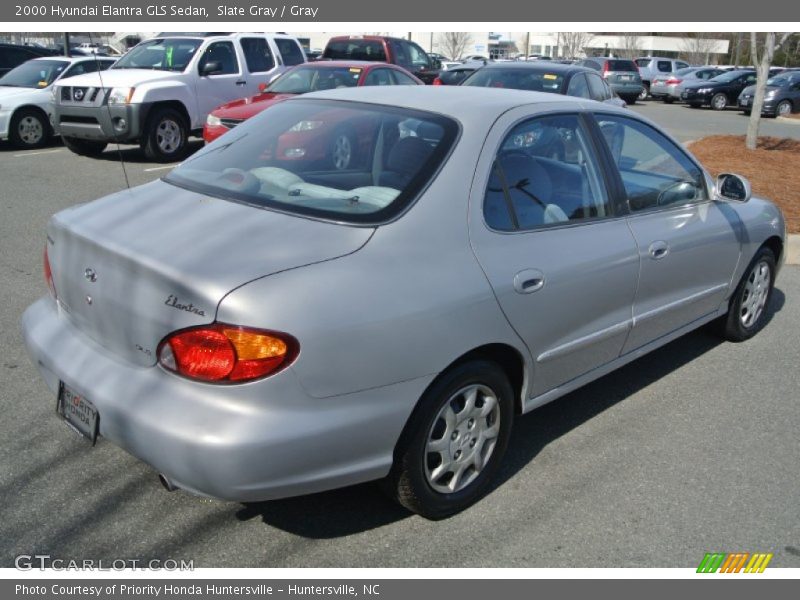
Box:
[481,111,618,234]
[588,112,712,217]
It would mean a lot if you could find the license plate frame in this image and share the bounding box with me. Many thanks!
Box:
[57,381,99,445]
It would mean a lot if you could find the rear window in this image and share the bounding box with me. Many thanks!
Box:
[323,39,387,62]
[607,60,638,72]
[439,68,475,85]
[635,58,651,68]
[462,68,565,93]
[165,99,458,225]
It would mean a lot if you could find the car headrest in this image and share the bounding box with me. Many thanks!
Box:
[386,136,432,175]
[499,153,553,204]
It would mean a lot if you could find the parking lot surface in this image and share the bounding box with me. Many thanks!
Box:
[1,102,799,568]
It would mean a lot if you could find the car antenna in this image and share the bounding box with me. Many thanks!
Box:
[88,32,131,190]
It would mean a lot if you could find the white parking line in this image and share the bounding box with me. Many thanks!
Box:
[143,165,179,172]
[13,149,64,158]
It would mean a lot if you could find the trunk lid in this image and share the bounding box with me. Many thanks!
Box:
[48,180,373,366]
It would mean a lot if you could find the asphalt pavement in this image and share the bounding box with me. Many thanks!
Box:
[1,102,798,568]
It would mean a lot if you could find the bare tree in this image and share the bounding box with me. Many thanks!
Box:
[437,32,474,60]
[618,34,643,59]
[679,34,719,66]
[559,32,595,59]
[746,32,795,150]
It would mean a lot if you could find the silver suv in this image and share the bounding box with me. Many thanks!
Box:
[635,56,691,99]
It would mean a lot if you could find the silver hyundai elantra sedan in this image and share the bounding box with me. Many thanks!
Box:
[22,87,785,519]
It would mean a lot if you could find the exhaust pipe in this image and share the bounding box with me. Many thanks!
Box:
[158,473,178,492]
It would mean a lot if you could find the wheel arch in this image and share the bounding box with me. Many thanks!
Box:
[761,235,783,265]
[142,100,191,131]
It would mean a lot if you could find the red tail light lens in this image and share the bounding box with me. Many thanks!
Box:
[433,77,442,85]
[666,78,681,85]
[44,245,56,299]
[158,324,299,383]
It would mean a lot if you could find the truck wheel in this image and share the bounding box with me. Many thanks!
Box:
[9,108,50,149]
[63,136,108,156]
[638,84,650,100]
[142,107,188,162]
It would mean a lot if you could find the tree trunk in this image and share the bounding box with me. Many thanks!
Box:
[745,33,774,151]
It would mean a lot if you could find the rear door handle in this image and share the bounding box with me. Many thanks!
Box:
[235,80,247,86]
[513,269,545,294]
[648,240,670,260]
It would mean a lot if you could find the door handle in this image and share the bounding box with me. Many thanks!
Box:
[648,240,670,260]
[235,80,247,86]
[513,269,545,294]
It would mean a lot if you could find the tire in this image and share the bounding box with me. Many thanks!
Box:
[9,108,50,149]
[384,359,514,519]
[663,97,674,104]
[719,247,776,342]
[776,99,793,118]
[621,95,638,105]
[329,130,355,170]
[62,136,107,156]
[688,103,702,109]
[711,93,728,111]
[638,84,650,101]
[141,107,188,162]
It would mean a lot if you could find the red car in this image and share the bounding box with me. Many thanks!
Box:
[203,61,423,145]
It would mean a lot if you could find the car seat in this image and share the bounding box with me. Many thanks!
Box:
[378,136,433,189]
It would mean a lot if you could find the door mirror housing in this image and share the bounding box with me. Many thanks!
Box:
[715,173,751,202]
[200,60,222,76]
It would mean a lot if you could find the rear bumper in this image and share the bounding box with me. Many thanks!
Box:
[54,103,145,143]
[21,296,432,501]
[608,82,643,96]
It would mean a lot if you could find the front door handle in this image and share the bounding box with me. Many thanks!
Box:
[235,80,247,86]
[513,269,545,294]
[648,240,670,260]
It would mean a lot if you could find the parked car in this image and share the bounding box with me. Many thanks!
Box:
[575,58,644,104]
[462,54,490,62]
[433,61,485,85]
[461,61,626,107]
[681,69,756,110]
[0,56,115,149]
[738,70,800,117]
[0,42,57,77]
[204,61,422,144]
[428,53,451,64]
[52,33,306,161]
[322,36,440,84]
[635,56,691,99]
[22,87,784,518]
[650,66,725,103]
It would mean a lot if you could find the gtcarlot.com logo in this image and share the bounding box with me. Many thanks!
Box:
[15,554,194,571]
[697,552,773,573]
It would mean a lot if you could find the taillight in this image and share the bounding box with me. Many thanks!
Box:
[158,324,299,383]
[602,61,610,78]
[666,78,681,85]
[433,77,442,85]
[44,245,56,299]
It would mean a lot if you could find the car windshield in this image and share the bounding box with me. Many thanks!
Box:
[165,99,459,224]
[710,71,750,83]
[268,66,363,94]
[462,68,565,93]
[111,38,202,71]
[766,74,792,86]
[0,59,69,88]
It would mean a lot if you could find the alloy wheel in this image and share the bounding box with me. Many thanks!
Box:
[740,260,771,328]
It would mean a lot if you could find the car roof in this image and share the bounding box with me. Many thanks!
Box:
[299,85,612,120]
[296,60,396,69]
[477,61,590,75]
[29,55,115,64]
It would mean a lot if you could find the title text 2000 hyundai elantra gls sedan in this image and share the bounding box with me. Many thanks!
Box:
[22,87,785,519]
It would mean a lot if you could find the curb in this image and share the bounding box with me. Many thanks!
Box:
[776,116,800,125]
[788,234,800,266]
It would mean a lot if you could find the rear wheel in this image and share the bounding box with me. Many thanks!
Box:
[638,84,650,100]
[711,93,728,111]
[384,360,514,519]
[719,247,776,342]
[776,99,793,117]
[141,107,188,162]
[62,136,107,156]
[9,108,50,149]
[621,95,638,105]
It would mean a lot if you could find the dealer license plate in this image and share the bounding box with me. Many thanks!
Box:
[57,382,98,444]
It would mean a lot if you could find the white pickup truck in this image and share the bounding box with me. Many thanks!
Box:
[53,33,305,161]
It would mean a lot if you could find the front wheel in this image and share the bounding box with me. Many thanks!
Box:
[9,108,50,149]
[141,107,188,162]
[719,247,776,342]
[711,93,728,111]
[384,360,514,519]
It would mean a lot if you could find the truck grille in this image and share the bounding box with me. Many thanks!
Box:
[59,86,104,106]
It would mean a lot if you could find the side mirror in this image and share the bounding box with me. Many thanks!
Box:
[200,60,222,76]
[715,173,751,202]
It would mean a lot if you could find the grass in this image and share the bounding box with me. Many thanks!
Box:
[688,135,800,233]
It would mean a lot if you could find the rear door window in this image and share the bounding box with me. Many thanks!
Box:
[240,37,275,72]
[657,61,672,73]
[586,73,609,100]
[566,72,591,98]
[275,38,305,66]
[390,69,420,85]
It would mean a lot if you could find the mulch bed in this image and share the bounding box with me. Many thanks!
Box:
[688,135,800,233]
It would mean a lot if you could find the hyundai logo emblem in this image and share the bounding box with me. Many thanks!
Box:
[84,268,97,282]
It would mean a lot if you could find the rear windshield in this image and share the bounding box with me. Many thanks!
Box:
[165,99,458,224]
[607,60,638,72]
[462,68,565,93]
[439,68,475,85]
[635,58,651,68]
[323,39,387,62]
